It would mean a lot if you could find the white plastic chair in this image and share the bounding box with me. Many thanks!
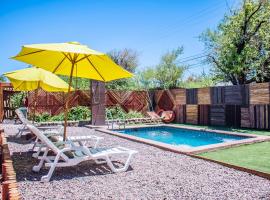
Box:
[27,124,138,182]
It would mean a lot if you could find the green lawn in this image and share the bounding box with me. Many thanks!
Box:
[172,123,270,173]
[199,142,270,174]
[173,123,270,136]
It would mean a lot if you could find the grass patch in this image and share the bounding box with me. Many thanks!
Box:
[199,142,270,174]
[173,123,270,136]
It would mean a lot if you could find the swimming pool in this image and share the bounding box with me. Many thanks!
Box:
[98,124,267,154]
[118,126,251,148]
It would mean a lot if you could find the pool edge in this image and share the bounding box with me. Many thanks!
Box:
[96,124,270,154]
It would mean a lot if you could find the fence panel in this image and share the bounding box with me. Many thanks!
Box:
[186,105,198,124]
[198,105,210,125]
[186,88,198,104]
[250,83,270,105]
[211,86,225,105]
[210,105,226,126]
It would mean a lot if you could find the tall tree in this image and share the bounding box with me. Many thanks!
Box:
[0,75,6,82]
[201,0,270,85]
[106,49,139,90]
[155,47,186,89]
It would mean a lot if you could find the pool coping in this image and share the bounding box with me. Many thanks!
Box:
[96,124,270,154]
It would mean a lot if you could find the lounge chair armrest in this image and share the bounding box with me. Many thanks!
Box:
[54,141,73,147]
[44,131,63,137]
[68,135,103,142]
[59,146,88,154]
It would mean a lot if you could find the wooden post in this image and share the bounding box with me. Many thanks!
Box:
[91,80,105,126]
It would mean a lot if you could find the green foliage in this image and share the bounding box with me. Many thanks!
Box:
[10,92,26,109]
[67,106,91,121]
[106,105,126,120]
[50,113,65,121]
[106,49,139,90]
[125,110,145,119]
[155,47,186,89]
[201,0,270,84]
[107,48,138,73]
[135,68,159,90]
[60,76,90,90]
[35,113,51,122]
[0,75,7,82]
[135,47,187,89]
[34,106,91,122]
[106,105,145,120]
[181,71,217,88]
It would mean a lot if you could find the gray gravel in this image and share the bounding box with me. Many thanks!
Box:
[2,124,270,200]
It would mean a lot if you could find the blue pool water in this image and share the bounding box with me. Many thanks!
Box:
[118,126,250,148]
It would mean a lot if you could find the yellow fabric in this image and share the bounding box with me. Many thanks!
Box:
[12,42,133,82]
[4,67,73,92]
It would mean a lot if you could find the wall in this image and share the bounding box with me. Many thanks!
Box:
[154,83,270,130]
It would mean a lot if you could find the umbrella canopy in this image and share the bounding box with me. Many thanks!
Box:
[12,42,133,140]
[4,67,73,92]
[12,42,133,81]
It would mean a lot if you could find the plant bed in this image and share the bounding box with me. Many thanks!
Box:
[0,129,21,199]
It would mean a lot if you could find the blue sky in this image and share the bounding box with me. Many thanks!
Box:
[0,0,238,77]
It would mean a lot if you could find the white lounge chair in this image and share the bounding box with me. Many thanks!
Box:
[15,108,103,158]
[32,127,103,158]
[27,124,138,182]
[15,108,61,138]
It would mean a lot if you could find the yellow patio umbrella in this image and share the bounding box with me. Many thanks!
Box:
[4,67,73,121]
[12,42,133,140]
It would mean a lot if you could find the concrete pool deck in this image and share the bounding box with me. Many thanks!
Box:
[3,124,270,199]
[96,124,270,154]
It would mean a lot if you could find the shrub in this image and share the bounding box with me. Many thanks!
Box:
[67,106,91,121]
[106,105,126,120]
[33,106,91,122]
[34,113,50,122]
[10,92,26,109]
[106,105,145,120]
[50,113,65,121]
[125,110,145,119]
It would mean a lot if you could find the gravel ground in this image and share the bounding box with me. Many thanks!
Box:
[2,124,270,200]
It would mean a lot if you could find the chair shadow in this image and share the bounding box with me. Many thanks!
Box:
[7,134,34,145]
[12,151,134,182]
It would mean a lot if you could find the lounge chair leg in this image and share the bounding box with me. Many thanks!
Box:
[93,138,102,148]
[31,137,39,151]
[41,152,61,182]
[105,152,135,173]
[32,145,42,158]
[16,124,25,138]
[33,148,49,172]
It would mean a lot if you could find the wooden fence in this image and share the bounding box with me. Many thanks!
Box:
[27,89,150,115]
[1,82,269,129]
[154,82,270,130]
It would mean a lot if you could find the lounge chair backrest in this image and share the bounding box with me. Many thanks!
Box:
[15,108,31,125]
[26,124,69,161]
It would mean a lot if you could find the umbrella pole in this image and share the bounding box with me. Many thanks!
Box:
[63,61,75,140]
[32,89,38,123]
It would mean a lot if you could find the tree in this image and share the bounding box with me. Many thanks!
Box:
[201,0,270,85]
[60,76,90,90]
[135,68,158,89]
[181,71,217,88]
[0,75,6,82]
[106,49,139,90]
[155,47,186,89]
